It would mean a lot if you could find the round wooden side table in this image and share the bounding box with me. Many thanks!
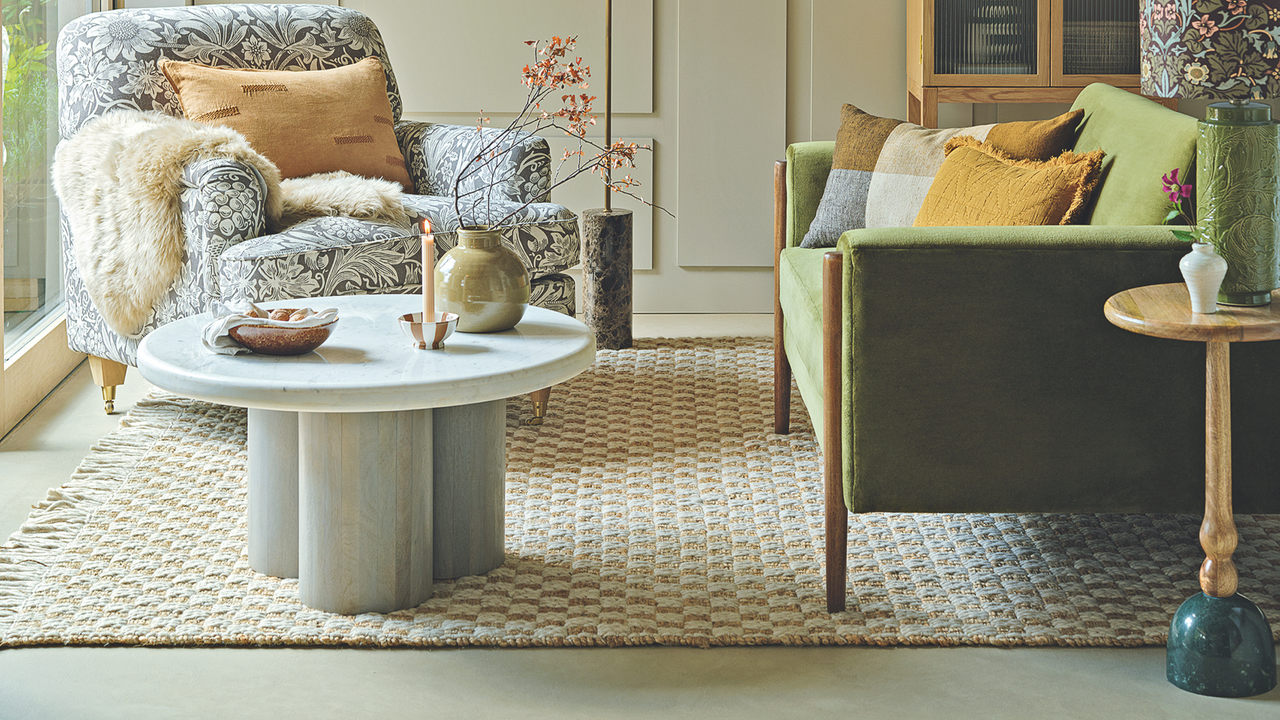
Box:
[1104,283,1278,698]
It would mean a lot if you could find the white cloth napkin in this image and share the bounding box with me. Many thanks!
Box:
[201,301,339,355]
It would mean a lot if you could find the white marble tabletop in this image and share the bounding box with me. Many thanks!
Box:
[137,295,596,413]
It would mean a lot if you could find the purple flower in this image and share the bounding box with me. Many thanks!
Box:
[1162,168,1192,202]
[1162,167,1200,242]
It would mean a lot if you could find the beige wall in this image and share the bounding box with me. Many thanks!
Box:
[349,0,929,314]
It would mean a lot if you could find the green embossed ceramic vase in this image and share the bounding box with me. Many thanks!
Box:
[435,226,529,333]
[1197,102,1280,306]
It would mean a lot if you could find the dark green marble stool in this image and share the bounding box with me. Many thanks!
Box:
[1105,284,1278,698]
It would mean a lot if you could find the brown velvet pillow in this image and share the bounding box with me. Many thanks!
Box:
[913,136,1104,227]
[161,57,413,191]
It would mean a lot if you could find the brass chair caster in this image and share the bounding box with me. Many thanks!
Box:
[89,356,127,415]
[524,388,550,426]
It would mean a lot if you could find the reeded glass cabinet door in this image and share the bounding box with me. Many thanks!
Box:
[934,0,1039,74]
[1052,0,1141,85]
[920,0,1050,86]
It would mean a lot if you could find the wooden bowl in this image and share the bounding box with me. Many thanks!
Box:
[228,311,337,355]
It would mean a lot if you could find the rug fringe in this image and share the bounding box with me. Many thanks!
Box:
[0,392,192,629]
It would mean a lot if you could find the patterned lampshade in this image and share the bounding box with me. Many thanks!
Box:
[1140,0,1280,100]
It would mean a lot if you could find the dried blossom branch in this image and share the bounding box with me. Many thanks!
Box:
[452,35,669,229]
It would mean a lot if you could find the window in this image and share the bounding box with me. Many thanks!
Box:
[2,0,93,435]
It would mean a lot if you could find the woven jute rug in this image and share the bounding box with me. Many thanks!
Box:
[1,337,1278,648]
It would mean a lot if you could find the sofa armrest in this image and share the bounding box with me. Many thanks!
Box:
[395,120,552,206]
[178,157,280,314]
[830,223,1201,514]
[785,141,835,249]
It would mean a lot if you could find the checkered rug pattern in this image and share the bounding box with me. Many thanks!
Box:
[1,337,1278,647]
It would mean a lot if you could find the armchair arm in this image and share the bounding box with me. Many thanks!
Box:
[180,157,273,262]
[424,199,580,278]
[177,157,273,306]
[396,120,552,205]
[63,157,273,365]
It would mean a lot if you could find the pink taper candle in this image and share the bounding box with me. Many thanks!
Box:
[421,218,435,321]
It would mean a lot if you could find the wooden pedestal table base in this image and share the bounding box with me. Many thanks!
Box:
[137,295,595,616]
[1105,283,1278,698]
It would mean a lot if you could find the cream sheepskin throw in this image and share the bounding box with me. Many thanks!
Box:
[278,171,408,230]
[52,110,407,338]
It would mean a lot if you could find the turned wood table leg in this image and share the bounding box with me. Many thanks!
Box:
[1165,338,1274,697]
[1201,340,1238,598]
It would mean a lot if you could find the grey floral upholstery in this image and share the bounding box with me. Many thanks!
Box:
[57,3,580,367]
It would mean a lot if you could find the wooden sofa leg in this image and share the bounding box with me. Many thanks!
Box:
[88,355,128,415]
[823,251,848,614]
[526,387,552,426]
[773,159,791,435]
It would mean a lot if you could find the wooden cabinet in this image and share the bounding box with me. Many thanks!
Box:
[907,0,1173,127]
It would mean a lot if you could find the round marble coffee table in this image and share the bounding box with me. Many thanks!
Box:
[137,295,595,615]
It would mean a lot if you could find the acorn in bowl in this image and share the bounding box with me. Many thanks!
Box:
[228,307,338,355]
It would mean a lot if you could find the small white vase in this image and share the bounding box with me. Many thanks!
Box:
[1179,242,1228,314]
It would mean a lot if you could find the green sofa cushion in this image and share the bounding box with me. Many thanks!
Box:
[778,246,830,444]
[1070,84,1197,226]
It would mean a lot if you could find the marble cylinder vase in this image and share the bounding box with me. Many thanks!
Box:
[582,208,633,350]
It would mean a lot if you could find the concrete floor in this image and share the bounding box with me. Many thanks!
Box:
[1,314,1278,719]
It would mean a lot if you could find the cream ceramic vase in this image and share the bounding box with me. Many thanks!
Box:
[435,226,529,332]
[1180,242,1228,314]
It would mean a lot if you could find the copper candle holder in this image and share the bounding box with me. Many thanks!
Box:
[399,311,458,350]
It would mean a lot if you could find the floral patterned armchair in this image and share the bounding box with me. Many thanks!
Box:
[57,3,580,412]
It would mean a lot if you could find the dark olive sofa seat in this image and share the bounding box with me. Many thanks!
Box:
[773,83,1280,612]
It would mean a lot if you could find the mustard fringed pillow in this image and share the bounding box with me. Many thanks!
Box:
[161,57,413,191]
[913,136,1104,227]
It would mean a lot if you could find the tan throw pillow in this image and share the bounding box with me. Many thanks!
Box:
[913,136,1104,227]
[161,57,414,191]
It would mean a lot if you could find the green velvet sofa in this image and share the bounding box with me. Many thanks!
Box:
[773,83,1280,612]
